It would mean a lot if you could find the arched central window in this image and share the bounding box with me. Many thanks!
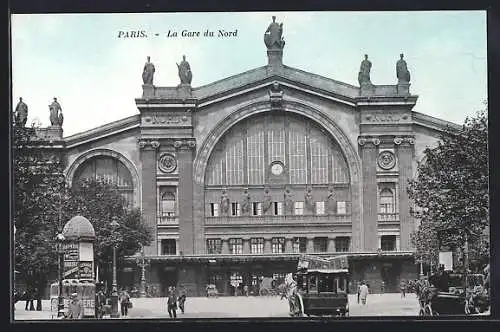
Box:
[205,113,349,185]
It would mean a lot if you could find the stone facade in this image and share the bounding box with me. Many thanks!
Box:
[27,29,462,296]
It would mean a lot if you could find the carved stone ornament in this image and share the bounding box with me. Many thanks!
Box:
[377,151,396,170]
[187,140,196,148]
[394,137,403,145]
[358,136,380,146]
[138,140,147,149]
[150,140,160,149]
[357,137,367,146]
[174,140,183,148]
[158,153,177,173]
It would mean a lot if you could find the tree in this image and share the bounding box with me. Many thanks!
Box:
[408,106,489,271]
[62,179,153,288]
[13,124,65,310]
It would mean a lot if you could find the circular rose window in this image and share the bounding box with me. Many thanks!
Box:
[377,151,396,170]
[158,153,177,173]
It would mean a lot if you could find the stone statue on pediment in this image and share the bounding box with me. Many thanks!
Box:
[142,56,155,85]
[264,16,285,50]
[396,53,411,84]
[304,187,314,214]
[358,54,372,85]
[14,97,28,127]
[49,97,63,126]
[327,186,337,214]
[284,188,294,215]
[241,189,251,215]
[220,189,230,215]
[263,187,273,214]
[177,55,193,85]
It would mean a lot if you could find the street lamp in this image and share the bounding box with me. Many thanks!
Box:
[110,216,120,318]
[135,245,149,298]
[55,232,65,317]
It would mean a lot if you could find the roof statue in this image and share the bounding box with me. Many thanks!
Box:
[49,97,64,126]
[177,55,193,85]
[14,97,28,127]
[142,56,155,85]
[396,53,411,84]
[358,54,372,85]
[264,16,285,50]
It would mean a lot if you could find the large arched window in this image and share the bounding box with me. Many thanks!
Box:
[205,113,349,186]
[72,156,134,206]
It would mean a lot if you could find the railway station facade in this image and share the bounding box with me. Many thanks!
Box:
[30,18,460,296]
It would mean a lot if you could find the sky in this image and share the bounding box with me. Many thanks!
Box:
[11,11,487,137]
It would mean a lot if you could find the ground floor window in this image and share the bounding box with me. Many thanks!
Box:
[314,237,328,253]
[229,238,243,254]
[293,237,307,253]
[208,273,223,285]
[250,238,264,254]
[161,239,176,255]
[335,236,350,252]
[207,238,222,254]
[381,235,396,251]
[271,237,285,253]
[273,273,286,285]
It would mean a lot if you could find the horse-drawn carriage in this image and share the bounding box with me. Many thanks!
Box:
[417,272,489,316]
[287,255,350,317]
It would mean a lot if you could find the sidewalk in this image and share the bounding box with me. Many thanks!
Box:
[12,293,422,321]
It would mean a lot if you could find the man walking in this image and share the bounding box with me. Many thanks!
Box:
[357,281,361,304]
[400,279,407,298]
[359,281,369,305]
[167,289,178,318]
[119,288,131,318]
[177,285,187,314]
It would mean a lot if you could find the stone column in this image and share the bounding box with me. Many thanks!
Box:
[306,237,314,253]
[327,238,336,253]
[176,239,180,255]
[176,139,196,255]
[395,136,415,250]
[358,136,379,251]
[285,238,293,253]
[243,238,251,254]
[139,139,159,256]
[378,235,382,251]
[222,239,229,254]
[264,238,272,254]
[396,235,401,251]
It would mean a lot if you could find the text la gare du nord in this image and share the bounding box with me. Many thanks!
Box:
[118,29,238,38]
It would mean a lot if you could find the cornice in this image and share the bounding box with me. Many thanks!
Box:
[64,115,140,149]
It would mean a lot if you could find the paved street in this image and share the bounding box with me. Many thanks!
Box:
[13,293,422,320]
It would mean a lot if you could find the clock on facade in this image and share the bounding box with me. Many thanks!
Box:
[270,161,284,175]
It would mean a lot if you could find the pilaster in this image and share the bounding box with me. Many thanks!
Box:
[394,135,415,250]
[138,139,160,256]
[358,136,380,251]
[175,138,196,255]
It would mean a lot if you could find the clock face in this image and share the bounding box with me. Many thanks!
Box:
[271,163,284,175]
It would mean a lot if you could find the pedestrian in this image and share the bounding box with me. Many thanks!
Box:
[95,290,106,318]
[177,285,187,314]
[119,288,131,318]
[359,281,369,305]
[400,279,406,298]
[357,281,361,304]
[66,293,82,319]
[167,290,178,318]
[381,281,385,294]
[244,284,249,297]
